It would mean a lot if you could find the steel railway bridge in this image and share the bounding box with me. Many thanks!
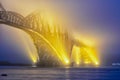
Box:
[0,3,99,67]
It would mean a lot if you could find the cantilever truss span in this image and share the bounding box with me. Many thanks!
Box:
[0,4,99,67]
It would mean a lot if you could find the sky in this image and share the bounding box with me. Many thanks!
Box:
[0,0,120,66]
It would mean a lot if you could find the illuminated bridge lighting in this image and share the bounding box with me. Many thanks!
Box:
[83,48,99,65]
[0,3,100,67]
[26,29,70,65]
[71,45,81,65]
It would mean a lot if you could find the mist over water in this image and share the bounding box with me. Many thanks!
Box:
[0,0,120,66]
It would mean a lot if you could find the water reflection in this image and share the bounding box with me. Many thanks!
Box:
[65,68,70,80]
[0,68,120,80]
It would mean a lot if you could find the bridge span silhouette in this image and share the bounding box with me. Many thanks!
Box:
[0,3,99,67]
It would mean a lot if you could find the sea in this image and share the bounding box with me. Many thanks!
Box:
[0,66,120,80]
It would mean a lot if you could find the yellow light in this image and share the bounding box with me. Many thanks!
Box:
[32,57,37,63]
[84,61,90,64]
[82,39,95,47]
[71,45,81,65]
[27,29,63,61]
[74,33,96,47]
[65,60,69,64]
[27,21,70,65]
[17,31,39,64]
[38,12,70,64]
[23,11,99,67]
[95,62,99,65]
[76,62,80,65]
[83,48,99,65]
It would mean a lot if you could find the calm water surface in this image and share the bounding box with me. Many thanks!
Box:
[0,67,120,80]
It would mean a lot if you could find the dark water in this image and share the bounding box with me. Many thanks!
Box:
[0,67,120,80]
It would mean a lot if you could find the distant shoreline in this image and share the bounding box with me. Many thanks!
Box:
[0,66,120,69]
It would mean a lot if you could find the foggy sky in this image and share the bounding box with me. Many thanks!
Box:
[0,0,120,65]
